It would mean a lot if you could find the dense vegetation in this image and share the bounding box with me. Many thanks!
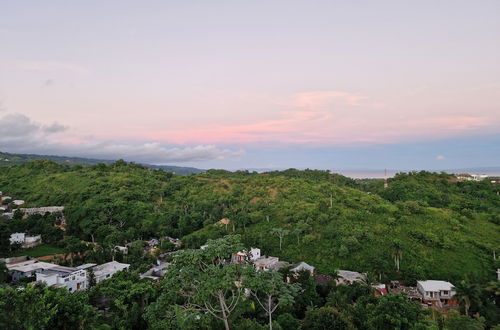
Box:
[0,160,499,328]
[2,235,498,329]
[1,161,499,282]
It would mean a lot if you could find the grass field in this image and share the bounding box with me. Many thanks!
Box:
[8,244,65,258]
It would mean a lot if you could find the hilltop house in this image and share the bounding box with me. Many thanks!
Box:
[36,266,88,292]
[417,280,457,308]
[9,232,42,248]
[12,200,25,206]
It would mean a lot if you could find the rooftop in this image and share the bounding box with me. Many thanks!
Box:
[76,263,98,270]
[93,261,130,277]
[418,280,454,292]
[338,270,365,280]
[7,260,58,273]
[291,262,315,272]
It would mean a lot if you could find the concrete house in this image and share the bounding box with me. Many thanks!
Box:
[417,280,457,308]
[336,270,366,285]
[9,232,42,248]
[12,200,25,206]
[92,261,130,283]
[20,206,65,216]
[36,266,88,292]
[7,260,58,281]
[253,257,280,271]
[231,248,261,264]
[290,262,315,276]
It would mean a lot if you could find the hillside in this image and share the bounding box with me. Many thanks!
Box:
[0,151,204,175]
[1,161,499,284]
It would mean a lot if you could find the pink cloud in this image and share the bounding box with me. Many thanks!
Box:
[144,91,494,145]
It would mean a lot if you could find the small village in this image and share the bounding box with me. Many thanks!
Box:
[2,188,492,316]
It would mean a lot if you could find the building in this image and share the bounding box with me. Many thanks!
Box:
[140,262,170,281]
[91,261,130,283]
[12,200,25,206]
[268,260,291,271]
[114,245,129,255]
[231,248,261,264]
[1,196,12,202]
[231,251,247,264]
[417,280,457,308]
[373,284,389,296]
[336,270,366,285]
[388,281,422,302]
[36,266,88,292]
[6,260,59,281]
[9,232,42,248]
[253,257,280,271]
[249,248,261,261]
[20,206,65,216]
[290,262,315,276]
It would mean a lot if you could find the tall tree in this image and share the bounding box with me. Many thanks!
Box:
[247,270,300,330]
[150,235,249,330]
[271,228,289,251]
[454,280,481,316]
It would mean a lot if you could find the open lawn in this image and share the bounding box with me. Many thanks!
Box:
[8,244,65,258]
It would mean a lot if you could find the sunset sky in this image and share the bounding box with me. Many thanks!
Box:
[1,1,499,170]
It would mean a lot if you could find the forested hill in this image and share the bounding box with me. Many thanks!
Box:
[0,151,203,175]
[1,160,499,283]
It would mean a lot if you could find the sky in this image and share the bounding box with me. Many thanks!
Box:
[0,1,499,171]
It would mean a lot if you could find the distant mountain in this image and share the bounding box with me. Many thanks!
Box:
[0,151,204,175]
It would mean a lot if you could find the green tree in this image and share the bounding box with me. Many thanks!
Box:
[271,228,289,251]
[301,306,354,330]
[454,280,481,316]
[446,311,485,330]
[366,294,425,330]
[90,271,155,329]
[247,270,300,330]
[149,235,249,330]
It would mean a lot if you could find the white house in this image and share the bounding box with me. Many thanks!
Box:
[12,200,25,206]
[9,232,42,248]
[7,260,58,281]
[36,266,88,292]
[417,280,457,307]
[231,248,261,264]
[91,261,130,283]
[114,245,129,255]
[1,196,12,202]
[249,248,261,261]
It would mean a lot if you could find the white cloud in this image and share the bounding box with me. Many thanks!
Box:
[436,155,446,160]
[0,113,244,164]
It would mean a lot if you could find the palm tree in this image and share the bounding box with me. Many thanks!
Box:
[453,280,481,316]
[392,240,403,271]
[271,228,289,251]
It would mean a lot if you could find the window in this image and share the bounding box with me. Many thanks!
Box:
[442,290,449,295]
